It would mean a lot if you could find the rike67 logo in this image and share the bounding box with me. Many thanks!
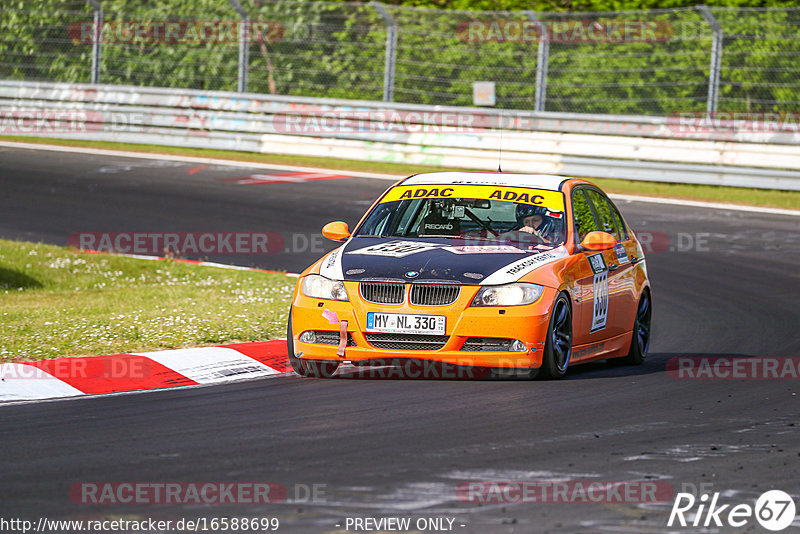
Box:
[668,490,797,531]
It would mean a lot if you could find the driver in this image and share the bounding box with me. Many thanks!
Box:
[515,205,555,242]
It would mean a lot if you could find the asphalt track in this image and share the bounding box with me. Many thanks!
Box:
[1,145,799,533]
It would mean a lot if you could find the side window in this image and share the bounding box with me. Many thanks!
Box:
[396,200,425,236]
[608,199,629,242]
[572,189,599,242]
[359,203,394,236]
[584,189,619,241]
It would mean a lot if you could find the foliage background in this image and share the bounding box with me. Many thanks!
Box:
[1,0,798,114]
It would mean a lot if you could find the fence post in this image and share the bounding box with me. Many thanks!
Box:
[525,10,548,113]
[371,2,397,102]
[86,0,102,84]
[697,5,722,114]
[228,0,250,93]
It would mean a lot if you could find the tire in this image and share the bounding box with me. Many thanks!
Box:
[619,290,651,365]
[286,309,340,378]
[538,293,572,380]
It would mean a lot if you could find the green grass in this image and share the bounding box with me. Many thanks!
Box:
[0,239,296,363]
[2,135,799,211]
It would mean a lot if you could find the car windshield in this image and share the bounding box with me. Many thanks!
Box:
[354,187,567,248]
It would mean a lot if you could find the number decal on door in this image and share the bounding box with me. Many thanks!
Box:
[591,272,609,332]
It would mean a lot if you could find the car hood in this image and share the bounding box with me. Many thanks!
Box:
[318,237,569,286]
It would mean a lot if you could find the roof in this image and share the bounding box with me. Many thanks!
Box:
[400,172,568,191]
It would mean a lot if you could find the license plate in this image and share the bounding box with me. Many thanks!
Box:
[366,312,446,335]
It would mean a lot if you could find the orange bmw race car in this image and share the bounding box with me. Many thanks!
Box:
[288,172,651,379]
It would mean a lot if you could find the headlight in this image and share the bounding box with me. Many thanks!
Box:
[471,283,544,307]
[301,274,349,301]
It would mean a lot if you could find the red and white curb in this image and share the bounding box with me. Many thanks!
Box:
[0,341,292,403]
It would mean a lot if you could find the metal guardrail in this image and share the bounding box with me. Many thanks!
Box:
[1,81,799,191]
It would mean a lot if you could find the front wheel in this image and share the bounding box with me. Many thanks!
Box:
[287,309,340,378]
[539,293,572,379]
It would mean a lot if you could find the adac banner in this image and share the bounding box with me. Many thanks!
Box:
[380,185,565,213]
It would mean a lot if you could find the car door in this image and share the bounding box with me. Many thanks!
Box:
[604,194,640,336]
[570,188,615,350]
[583,189,630,340]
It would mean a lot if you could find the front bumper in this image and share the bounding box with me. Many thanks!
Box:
[290,282,557,369]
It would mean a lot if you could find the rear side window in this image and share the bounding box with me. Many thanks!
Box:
[584,189,619,240]
[608,199,629,242]
[572,190,599,242]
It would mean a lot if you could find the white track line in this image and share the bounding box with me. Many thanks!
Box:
[2,140,798,217]
[81,249,299,276]
[609,194,800,217]
[0,140,403,180]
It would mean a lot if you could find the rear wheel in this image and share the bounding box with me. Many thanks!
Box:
[619,290,651,365]
[287,309,340,378]
[539,293,572,379]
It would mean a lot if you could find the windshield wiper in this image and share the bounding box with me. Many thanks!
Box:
[416,234,461,238]
[464,208,498,237]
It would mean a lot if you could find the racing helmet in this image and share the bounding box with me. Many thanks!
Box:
[516,204,547,224]
[516,204,557,238]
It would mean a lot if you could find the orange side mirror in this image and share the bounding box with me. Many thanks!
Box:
[580,231,617,251]
[322,221,351,242]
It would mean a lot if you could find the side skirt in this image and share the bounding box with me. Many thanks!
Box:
[571,331,633,364]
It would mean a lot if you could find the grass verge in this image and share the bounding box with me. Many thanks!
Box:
[0,239,295,363]
[2,135,799,211]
